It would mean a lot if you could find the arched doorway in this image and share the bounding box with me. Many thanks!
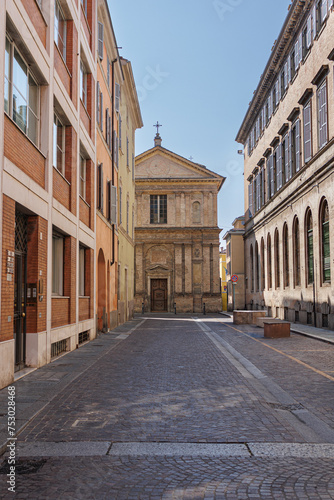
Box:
[97,249,106,332]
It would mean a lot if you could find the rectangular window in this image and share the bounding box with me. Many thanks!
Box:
[108,182,117,224]
[276,144,283,191]
[126,199,129,234]
[126,137,129,167]
[303,100,312,162]
[53,113,65,175]
[284,133,290,183]
[115,82,120,113]
[119,186,122,225]
[248,181,253,218]
[79,155,86,200]
[52,234,64,295]
[80,60,87,108]
[79,246,85,296]
[6,38,40,146]
[96,82,100,126]
[97,22,104,60]
[317,80,328,149]
[54,0,66,60]
[97,163,103,212]
[119,114,122,149]
[150,195,167,224]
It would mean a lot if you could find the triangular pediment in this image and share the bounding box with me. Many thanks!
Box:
[135,147,224,187]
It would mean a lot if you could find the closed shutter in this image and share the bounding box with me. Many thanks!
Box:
[96,82,100,125]
[267,157,271,201]
[288,130,293,181]
[287,54,291,82]
[115,82,120,112]
[275,147,281,191]
[108,116,111,150]
[248,182,253,218]
[97,163,103,213]
[298,32,303,64]
[284,61,288,90]
[294,39,299,70]
[261,166,265,205]
[303,101,312,162]
[312,4,317,37]
[98,22,104,60]
[276,78,281,103]
[105,108,109,145]
[318,81,328,149]
[100,92,103,133]
[321,0,328,22]
[284,134,290,183]
[110,184,117,225]
[256,174,260,211]
[306,14,312,48]
[329,0,333,8]
[295,119,301,172]
[270,155,275,197]
[107,56,110,87]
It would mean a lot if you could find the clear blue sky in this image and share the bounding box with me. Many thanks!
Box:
[108,0,291,245]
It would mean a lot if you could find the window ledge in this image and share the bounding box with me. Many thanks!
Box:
[52,295,70,299]
[79,195,90,208]
[54,42,71,78]
[79,296,90,299]
[5,112,45,158]
[53,166,70,186]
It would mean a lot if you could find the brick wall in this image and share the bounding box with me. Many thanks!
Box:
[79,297,90,321]
[26,216,47,334]
[53,168,70,211]
[4,116,45,189]
[21,0,47,49]
[51,298,70,329]
[1,196,15,342]
[79,198,90,227]
[86,248,94,319]
[67,21,78,107]
[64,236,76,324]
[54,45,71,96]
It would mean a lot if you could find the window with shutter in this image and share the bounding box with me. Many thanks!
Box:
[96,82,100,125]
[295,119,301,172]
[312,4,317,38]
[261,166,265,205]
[107,56,110,87]
[298,32,303,64]
[98,22,104,60]
[293,217,301,287]
[126,137,129,167]
[321,0,328,23]
[273,149,278,194]
[115,82,120,112]
[321,200,330,283]
[105,108,109,144]
[306,209,314,284]
[100,91,103,133]
[276,144,283,190]
[274,229,280,289]
[284,134,290,184]
[283,224,289,288]
[303,100,312,162]
[119,186,122,225]
[97,163,103,213]
[248,182,253,218]
[267,234,272,289]
[317,80,328,149]
[108,116,111,150]
[306,15,312,49]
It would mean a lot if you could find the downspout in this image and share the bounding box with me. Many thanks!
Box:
[110,58,117,266]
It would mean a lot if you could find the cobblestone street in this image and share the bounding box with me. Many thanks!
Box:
[1,315,334,499]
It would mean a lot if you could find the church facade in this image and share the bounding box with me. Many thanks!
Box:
[134,134,225,314]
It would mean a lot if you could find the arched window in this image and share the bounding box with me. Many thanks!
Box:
[293,217,301,287]
[306,209,314,285]
[267,234,272,289]
[283,223,289,288]
[261,238,265,291]
[255,241,259,291]
[320,199,330,283]
[250,244,254,292]
[192,201,201,223]
[274,229,280,289]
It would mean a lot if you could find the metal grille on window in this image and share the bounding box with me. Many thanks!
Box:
[15,212,28,254]
[51,339,68,358]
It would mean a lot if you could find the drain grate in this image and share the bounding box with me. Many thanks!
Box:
[0,459,47,475]
[266,402,304,411]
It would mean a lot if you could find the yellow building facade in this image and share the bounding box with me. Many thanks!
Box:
[117,58,143,324]
[219,249,227,311]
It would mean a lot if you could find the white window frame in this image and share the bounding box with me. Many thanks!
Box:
[317,80,328,150]
[80,60,87,108]
[79,155,86,200]
[54,0,67,60]
[79,245,85,297]
[52,234,64,296]
[53,112,65,175]
[5,36,40,146]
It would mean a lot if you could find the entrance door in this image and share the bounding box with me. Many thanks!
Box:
[151,279,167,312]
[14,252,26,371]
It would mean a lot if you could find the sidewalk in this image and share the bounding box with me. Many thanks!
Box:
[219,311,334,345]
[0,317,144,456]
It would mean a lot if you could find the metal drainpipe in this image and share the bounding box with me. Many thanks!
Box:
[110,58,117,266]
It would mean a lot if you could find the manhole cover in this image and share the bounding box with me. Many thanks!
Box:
[0,459,47,475]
